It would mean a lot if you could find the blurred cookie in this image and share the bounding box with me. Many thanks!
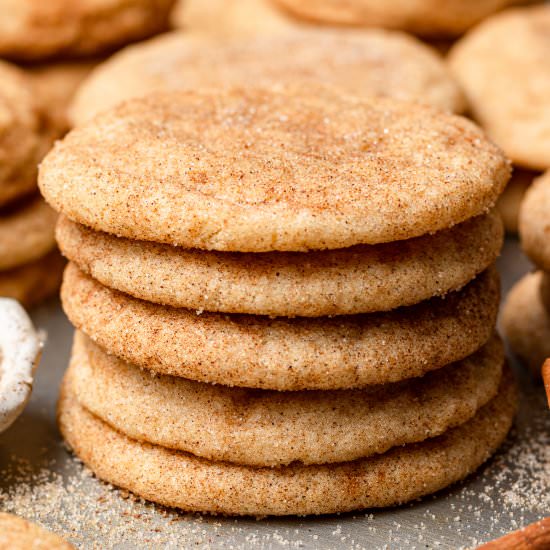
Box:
[172,0,296,36]
[70,29,464,125]
[449,5,550,171]
[41,88,509,252]
[70,331,504,466]
[0,197,57,271]
[501,271,550,377]
[0,513,72,549]
[58,368,517,516]
[518,171,550,270]
[57,212,502,317]
[0,60,42,208]
[62,264,499,390]
[271,0,529,36]
[0,251,65,308]
[0,0,176,61]
[496,169,536,234]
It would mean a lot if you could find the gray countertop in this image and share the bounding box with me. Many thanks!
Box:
[0,237,548,549]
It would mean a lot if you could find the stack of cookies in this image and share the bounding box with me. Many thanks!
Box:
[449,4,550,232]
[0,60,64,307]
[40,87,516,516]
[502,170,550,375]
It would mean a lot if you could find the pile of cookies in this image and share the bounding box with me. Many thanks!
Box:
[39,86,517,516]
[449,4,550,232]
[502,171,550,375]
[0,60,64,306]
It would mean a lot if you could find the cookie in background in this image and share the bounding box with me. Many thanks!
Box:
[449,4,550,232]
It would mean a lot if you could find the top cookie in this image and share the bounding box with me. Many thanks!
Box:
[449,5,550,171]
[70,29,465,126]
[0,60,42,208]
[0,0,176,62]
[41,88,509,252]
[271,0,530,36]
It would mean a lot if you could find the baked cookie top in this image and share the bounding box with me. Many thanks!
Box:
[449,5,550,171]
[0,60,42,207]
[70,29,465,126]
[0,513,73,550]
[271,0,530,36]
[0,0,175,61]
[42,88,509,252]
[519,170,550,269]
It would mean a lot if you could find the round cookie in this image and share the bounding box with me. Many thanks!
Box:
[58,369,517,516]
[0,60,42,208]
[0,197,57,271]
[172,0,296,36]
[41,88,510,253]
[495,169,536,234]
[62,264,500,390]
[501,271,550,377]
[71,332,504,467]
[0,513,73,550]
[57,212,502,317]
[0,251,65,308]
[26,60,99,139]
[0,0,176,62]
[271,0,529,36]
[519,171,550,270]
[70,29,465,126]
[449,5,550,171]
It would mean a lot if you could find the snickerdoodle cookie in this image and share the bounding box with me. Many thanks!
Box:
[0,197,57,271]
[41,89,510,253]
[271,0,530,36]
[495,169,536,234]
[0,251,65,308]
[62,264,499,390]
[501,271,550,377]
[0,513,73,549]
[57,212,502,317]
[172,0,296,36]
[70,332,504,467]
[58,369,516,516]
[70,29,464,126]
[449,5,550,171]
[518,171,550,270]
[0,61,42,208]
[0,0,176,61]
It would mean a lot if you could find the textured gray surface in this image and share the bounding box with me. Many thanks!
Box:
[0,238,548,549]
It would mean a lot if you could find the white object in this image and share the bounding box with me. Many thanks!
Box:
[0,298,42,433]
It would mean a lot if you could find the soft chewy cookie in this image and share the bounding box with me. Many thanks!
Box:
[41,88,510,253]
[57,212,502,317]
[449,5,550,171]
[501,271,550,377]
[0,0,176,61]
[0,60,42,208]
[0,298,42,433]
[518,171,550,270]
[62,264,499,390]
[172,0,296,36]
[70,29,464,126]
[59,369,516,516]
[70,332,504,467]
[0,197,57,271]
[0,251,65,308]
[0,513,73,550]
[271,0,529,36]
[495,169,536,234]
